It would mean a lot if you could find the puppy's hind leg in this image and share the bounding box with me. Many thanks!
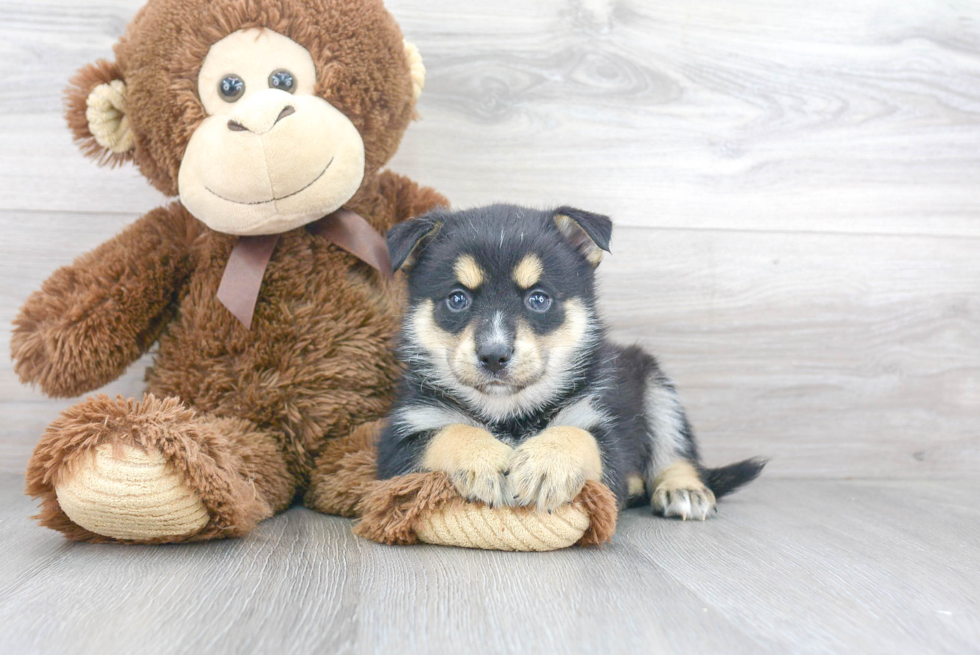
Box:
[651,461,716,521]
[642,375,716,520]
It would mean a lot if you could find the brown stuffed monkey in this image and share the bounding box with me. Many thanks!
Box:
[12,0,448,543]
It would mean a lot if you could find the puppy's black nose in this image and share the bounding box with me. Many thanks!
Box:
[478,345,512,374]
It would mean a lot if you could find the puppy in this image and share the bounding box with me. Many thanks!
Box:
[377,204,765,519]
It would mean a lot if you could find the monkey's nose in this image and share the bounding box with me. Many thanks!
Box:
[226,105,296,134]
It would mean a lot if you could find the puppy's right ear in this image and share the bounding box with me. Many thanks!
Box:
[553,206,613,267]
[387,216,442,273]
[65,59,135,166]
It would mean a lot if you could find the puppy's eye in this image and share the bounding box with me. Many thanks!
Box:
[219,74,245,102]
[525,290,552,312]
[446,290,471,312]
[268,69,295,93]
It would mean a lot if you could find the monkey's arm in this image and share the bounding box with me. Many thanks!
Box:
[11,202,199,398]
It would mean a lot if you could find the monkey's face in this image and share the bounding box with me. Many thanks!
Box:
[177,28,365,236]
[66,0,426,234]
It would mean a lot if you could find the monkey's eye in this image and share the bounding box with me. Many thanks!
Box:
[268,69,296,93]
[218,74,245,102]
[446,290,471,312]
[525,290,552,313]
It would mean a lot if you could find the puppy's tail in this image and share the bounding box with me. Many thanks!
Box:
[701,458,767,499]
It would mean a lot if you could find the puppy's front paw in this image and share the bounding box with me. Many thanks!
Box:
[446,453,512,507]
[423,424,513,506]
[651,461,716,520]
[508,426,602,512]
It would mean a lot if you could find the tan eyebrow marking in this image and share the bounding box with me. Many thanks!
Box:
[454,254,484,289]
[512,254,543,289]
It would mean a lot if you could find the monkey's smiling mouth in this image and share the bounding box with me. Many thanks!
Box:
[204,157,333,205]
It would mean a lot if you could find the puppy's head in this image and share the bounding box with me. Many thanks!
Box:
[388,204,611,420]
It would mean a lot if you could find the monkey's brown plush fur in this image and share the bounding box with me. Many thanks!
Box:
[14,0,448,543]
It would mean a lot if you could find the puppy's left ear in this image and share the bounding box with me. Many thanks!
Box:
[553,206,613,267]
[387,215,442,273]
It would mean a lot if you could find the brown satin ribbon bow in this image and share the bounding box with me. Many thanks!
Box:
[216,208,394,328]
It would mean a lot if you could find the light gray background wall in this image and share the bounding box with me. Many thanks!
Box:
[1,0,978,478]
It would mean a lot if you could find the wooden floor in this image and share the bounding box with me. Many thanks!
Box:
[1,473,978,655]
[1,0,979,653]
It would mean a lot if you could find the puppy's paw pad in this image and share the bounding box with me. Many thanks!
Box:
[652,486,716,521]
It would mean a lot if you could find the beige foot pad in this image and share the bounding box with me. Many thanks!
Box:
[55,444,209,541]
[354,472,618,551]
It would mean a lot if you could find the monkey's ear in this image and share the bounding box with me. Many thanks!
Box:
[387,216,442,273]
[403,40,425,104]
[553,206,613,267]
[64,59,135,165]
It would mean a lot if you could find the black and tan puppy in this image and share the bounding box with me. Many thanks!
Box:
[378,204,764,519]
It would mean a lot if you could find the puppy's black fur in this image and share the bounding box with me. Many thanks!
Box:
[378,204,764,518]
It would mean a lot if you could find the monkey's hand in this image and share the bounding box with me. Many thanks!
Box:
[12,203,196,397]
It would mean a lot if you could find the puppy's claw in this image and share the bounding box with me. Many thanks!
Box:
[508,452,585,512]
[652,481,716,521]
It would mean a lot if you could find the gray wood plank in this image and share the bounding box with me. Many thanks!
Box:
[389,0,980,237]
[598,227,980,480]
[1,1,980,237]
[622,480,980,654]
[2,473,978,654]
